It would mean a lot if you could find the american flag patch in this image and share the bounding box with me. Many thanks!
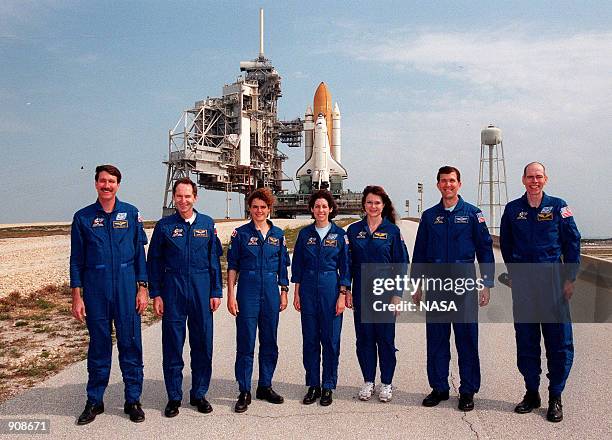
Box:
[476,212,486,223]
[560,206,573,218]
[344,235,349,245]
[137,211,143,223]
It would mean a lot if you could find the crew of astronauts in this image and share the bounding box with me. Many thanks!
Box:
[71,163,580,424]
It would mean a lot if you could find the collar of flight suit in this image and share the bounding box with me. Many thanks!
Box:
[520,192,552,210]
[358,216,393,235]
[172,209,199,225]
[94,198,123,215]
[434,194,466,214]
[304,221,341,240]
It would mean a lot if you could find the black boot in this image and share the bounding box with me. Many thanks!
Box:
[320,388,333,406]
[514,391,541,414]
[547,395,563,423]
[235,391,251,413]
[190,396,213,414]
[458,393,474,411]
[303,386,321,405]
[164,400,181,418]
[77,401,104,425]
[124,401,145,423]
[256,386,284,404]
[422,389,450,407]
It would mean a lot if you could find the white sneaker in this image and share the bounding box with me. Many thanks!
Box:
[379,383,393,402]
[358,382,375,401]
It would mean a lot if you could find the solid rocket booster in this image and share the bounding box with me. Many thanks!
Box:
[296,82,347,191]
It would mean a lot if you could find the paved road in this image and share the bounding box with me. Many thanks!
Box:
[1,220,610,439]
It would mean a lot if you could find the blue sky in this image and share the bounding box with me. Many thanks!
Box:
[1,1,610,237]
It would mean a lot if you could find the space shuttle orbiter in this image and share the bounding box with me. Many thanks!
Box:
[296,82,347,193]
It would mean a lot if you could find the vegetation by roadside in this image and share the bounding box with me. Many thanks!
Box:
[0,283,159,404]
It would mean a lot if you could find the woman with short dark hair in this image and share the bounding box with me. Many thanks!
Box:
[226,188,290,413]
[291,189,350,406]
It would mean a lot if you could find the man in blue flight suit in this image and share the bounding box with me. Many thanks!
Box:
[147,177,222,418]
[226,189,290,413]
[412,166,494,412]
[70,164,149,425]
[500,162,580,423]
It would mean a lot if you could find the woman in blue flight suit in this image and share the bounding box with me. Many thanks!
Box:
[226,188,290,413]
[291,190,351,406]
[346,185,409,403]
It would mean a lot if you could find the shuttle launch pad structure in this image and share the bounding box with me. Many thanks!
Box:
[161,9,362,218]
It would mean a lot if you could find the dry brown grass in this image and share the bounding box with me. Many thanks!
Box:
[0,283,160,404]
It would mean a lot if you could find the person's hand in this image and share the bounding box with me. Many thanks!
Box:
[391,295,401,317]
[563,280,575,300]
[479,287,490,307]
[280,292,288,311]
[153,296,164,317]
[412,288,422,305]
[227,295,239,316]
[336,293,346,316]
[71,289,86,322]
[345,291,353,309]
[136,286,149,315]
[210,297,221,312]
[293,292,301,312]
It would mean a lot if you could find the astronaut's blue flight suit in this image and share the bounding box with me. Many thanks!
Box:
[227,220,290,392]
[146,211,222,402]
[412,196,495,395]
[291,222,351,390]
[70,199,148,405]
[346,218,409,385]
[500,193,580,397]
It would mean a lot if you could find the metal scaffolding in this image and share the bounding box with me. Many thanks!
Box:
[162,10,302,217]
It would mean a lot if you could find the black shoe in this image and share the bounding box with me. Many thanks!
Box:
[190,396,213,414]
[164,400,181,418]
[77,401,104,425]
[458,393,474,411]
[320,388,333,406]
[123,401,145,423]
[256,386,284,404]
[547,396,563,423]
[303,386,321,405]
[234,391,252,413]
[514,391,541,414]
[422,389,450,407]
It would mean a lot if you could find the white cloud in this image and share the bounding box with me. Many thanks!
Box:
[336,28,612,237]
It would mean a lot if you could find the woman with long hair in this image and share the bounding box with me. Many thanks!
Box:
[291,189,351,406]
[346,185,409,402]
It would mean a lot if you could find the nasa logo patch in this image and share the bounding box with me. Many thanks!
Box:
[248,236,259,246]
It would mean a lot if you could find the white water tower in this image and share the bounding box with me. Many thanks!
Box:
[477,124,508,235]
